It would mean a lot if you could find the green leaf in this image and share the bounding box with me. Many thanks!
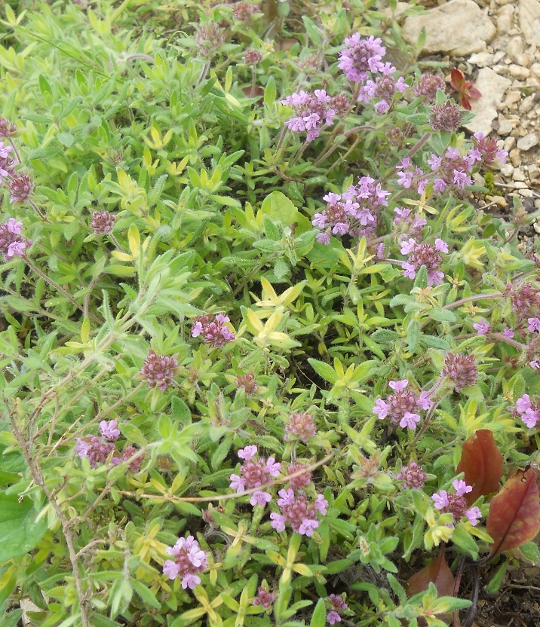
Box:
[310,598,326,627]
[428,308,456,323]
[260,191,298,226]
[264,76,276,105]
[130,579,161,609]
[0,495,47,561]
[120,424,148,447]
[307,358,337,384]
[171,396,191,424]
[302,16,323,47]
[451,523,479,558]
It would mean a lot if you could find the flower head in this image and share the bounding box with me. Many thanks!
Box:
[163,535,209,589]
[473,319,489,336]
[399,239,448,285]
[192,313,235,347]
[100,420,120,441]
[230,447,281,505]
[429,101,462,132]
[252,587,276,608]
[373,380,432,430]
[398,461,428,489]
[442,353,478,391]
[140,350,178,390]
[91,211,116,235]
[414,73,445,101]
[338,34,386,82]
[432,480,477,524]
[0,219,28,260]
[271,488,327,536]
[281,90,337,142]
[285,412,316,442]
[514,394,540,428]
[9,173,34,203]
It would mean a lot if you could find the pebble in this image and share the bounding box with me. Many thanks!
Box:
[519,0,540,46]
[486,195,508,207]
[469,51,494,66]
[531,62,540,76]
[528,164,540,178]
[498,117,514,134]
[509,64,531,78]
[520,188,534,196]
[514,181,528,188]
[520,95,536,113]
[510,148,522,166]
[504,136,516,150]
[513,167,527,179]
[403,0,496,56]
[517,132,539,150]
[498,5,515,33]
[493,50,507,63]
[501,163,515,176]
[504,90,522,106]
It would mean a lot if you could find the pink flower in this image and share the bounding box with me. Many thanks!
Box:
[452,479,472,497]
[432,490,449,510]
[502,327,515,339]
[191,313,235,347]
[473,319,489,336]
[398,461,428,489]
[100,420,120,441]
[238,445,257,460]
[164,535,208,590]
[327,611,342,625]
[250,491,272,506]
[400,412,420,430]
[466,506,482,526]
[528,317,540,332]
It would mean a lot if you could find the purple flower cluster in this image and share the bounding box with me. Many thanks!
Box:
[285,412,316,442]
[514,394,540,428]
[229,446,281,506]
[442,352,478,391]
[163,535,209,590]
[432,479,481,526]
[281,90,341,142]
[414,73,446,101]
[312,176,390,245]
[338,34,386,82]
[252,587,276,608]
[0,219,29,260]
[91,210,116,235]
[358,64,407,114]
[192,313,235,347]
[428,147,475,194]
[327,594,348,625]
[429,101,462,132]
[505,283,540,336]
[400,237,448,285]
[270,488,328,537]
[473,319,490,336]
[396,157,427,194]
[140,350,178,390]
[9,173,34,203]
[373,380,433,430]
[392,207,426,240]
[397,461,428,489]
[286,462,312,490]
[471,132,507,164]
[74,420,142,472]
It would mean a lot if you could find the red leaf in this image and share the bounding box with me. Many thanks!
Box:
[487,466,540,559]
[406,551,454,597]
[468,86,482,100]
[406,552,454,626]
[450,68,465,91]
[456,429,503,505]
[459,94,472,111]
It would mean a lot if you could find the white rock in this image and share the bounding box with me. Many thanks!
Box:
[509,64,531,79]
[504,136,516,150]
[520,188,534,196]
[514,181,528,188]
[504,90,522,106]
[463,68,512,134]
[486,195,508,208]
[529,164,540,178]
[403,0,496,56]
[501,163,515,176]
[510,148,522,166]
[517,133,540,150]
[469,51,494,66]
[507,36,524,58]
[513,168,527,180]
[520,95,536,113]
[497,5,515,33]
[531,62,540,76]
[519,0,540,46]
[493,51,507,62]
[498,117,514,134]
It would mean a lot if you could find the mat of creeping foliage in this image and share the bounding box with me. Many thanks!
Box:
[2,1,540,626]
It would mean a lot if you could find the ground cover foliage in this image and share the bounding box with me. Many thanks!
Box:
[2,0,540,625]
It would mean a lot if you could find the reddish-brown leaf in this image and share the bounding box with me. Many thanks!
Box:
[456,429,504,505]
[406,551,454,597]
[450,68,466,91]
[487,466,540,559]
[406,552,454,626]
